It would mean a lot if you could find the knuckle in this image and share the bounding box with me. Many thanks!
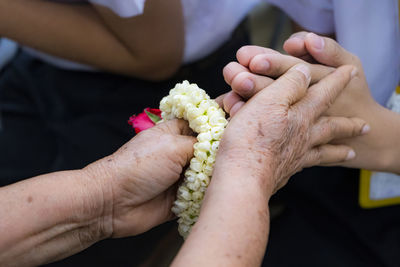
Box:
[232,71,250,85]
[315,88,334,112]
[350,54,362,66]
[341,118,357,137]
[339,148,349,162]
[284,71,306,89]
[351,120,359,136]
[327,118,338,136]
[331,44,343,64]
[313,146,323,165]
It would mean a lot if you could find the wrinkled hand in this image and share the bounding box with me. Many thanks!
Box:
[221,34,395,171]
[85,119,196,238]
[217,63,364,194]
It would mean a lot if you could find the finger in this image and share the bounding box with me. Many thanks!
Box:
[131,185,178,235]
[223,61,249,86]
[295,65,357,120]
[304,144,356,167]
[236,45,280,67]
[283,31,314,61]
[311,116,370,146]
[303,32,361,67]
[230,69,274,99]
[229,101,245,117]
[248,53,334,83]
[157,119,193,136]
[258,63,311,106]
[223,91,243,114]
[214,93,227,107]
[174,135,197,166]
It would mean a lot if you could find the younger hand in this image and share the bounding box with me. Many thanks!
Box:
[282,32,378,118]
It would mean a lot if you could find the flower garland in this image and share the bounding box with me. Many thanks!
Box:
[160,80,228,238]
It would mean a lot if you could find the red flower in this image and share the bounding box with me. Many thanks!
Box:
[128,108,162,133]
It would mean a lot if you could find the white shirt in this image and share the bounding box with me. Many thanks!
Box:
[25,0,259,70]
[267,0,400,105]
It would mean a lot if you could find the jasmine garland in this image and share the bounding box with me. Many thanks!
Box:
[160,80,228,238]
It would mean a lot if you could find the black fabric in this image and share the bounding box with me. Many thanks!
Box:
[0,22,249,266]
[262,167,400,267]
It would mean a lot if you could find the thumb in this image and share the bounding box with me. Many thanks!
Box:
[156,119,194,136]
[303,32,361,67]
[174,135,197,167]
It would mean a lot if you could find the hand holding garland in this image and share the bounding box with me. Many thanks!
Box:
[0,119,195,266]
[0,69,368,266]
[174,64,367,266]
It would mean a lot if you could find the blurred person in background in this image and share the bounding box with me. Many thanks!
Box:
[0,0,261,265]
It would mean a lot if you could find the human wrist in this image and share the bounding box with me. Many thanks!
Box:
[81,157,115,241]
[212,150,276,200]
[177,162,272,267]
[373,108,400,174]
[215,141,277,198]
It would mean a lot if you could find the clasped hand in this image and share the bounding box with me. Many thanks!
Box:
[87,48,368,240]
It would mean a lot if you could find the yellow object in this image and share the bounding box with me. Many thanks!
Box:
[359,170,400,208]
[360,1,400,208]
[359,86,400,208]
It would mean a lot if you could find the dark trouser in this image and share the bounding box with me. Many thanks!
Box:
[0,22,249,266]
[262,166,400,267]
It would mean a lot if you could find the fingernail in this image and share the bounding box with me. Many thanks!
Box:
[351,68,358,78]
[346,150,356,160]
[361,124,370,134]
[257,59,270,71]
[308,33,324,51]
[295,64,311,82]
[242,79,254,91]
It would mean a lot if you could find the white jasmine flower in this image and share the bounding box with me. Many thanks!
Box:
[159,80,227,239]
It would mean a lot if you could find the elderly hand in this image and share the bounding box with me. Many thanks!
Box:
[174,63,364,267]
[216,63,365,194]
[85,119,196,238]
[223,35,400,172]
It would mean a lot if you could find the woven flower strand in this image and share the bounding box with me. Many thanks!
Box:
[160,80,228,238]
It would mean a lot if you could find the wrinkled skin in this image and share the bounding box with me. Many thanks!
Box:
[222,32,396,172]
[85,119,196,238]
[217,63,365,194]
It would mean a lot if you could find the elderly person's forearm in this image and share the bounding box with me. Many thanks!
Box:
[172,159,272,267]
[0,167,112,267]
[173,63,365,266]
[0,119,196,266]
